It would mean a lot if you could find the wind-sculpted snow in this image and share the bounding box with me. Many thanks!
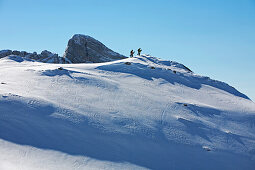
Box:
[136,55,192,72]
[176,102,221,117]
[0,94,254,170]
[40,68,119,91]
[0,55,255,169]
[97,55,249,100]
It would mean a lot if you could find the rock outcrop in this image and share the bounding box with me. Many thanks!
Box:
[63,34,127,63]
[0,50,12,58]
[0,49,70,64]
[0,34,126,64]
[27,50,70,63]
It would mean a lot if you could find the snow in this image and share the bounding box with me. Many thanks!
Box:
[0,55,255,170]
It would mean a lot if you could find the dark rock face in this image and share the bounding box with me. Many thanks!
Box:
[0,50,12,58]
[12,50,21,56]
[27,50,66,63]
[0,49,69,64]
[63,34,126,63]
[0,34,126,64]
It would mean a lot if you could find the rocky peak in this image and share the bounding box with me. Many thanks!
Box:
[0,34,126,64]
[0,49,70,64]
[63,34,127,63]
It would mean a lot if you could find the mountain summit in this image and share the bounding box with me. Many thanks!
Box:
[63,34,127,63]
[0,34,126,64]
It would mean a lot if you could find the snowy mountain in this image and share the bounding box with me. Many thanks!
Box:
[0,54,255,170]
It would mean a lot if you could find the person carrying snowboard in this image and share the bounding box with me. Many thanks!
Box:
[130,50,135,57]
[137,48,142,56]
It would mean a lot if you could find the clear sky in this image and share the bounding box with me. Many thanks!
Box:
[0,0,254,101]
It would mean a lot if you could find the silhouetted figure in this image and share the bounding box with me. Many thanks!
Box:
[130,50,135,57]
[137,48,142,56]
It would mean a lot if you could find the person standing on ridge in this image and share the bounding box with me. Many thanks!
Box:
[137,48,142,56]
[130,50,135,57]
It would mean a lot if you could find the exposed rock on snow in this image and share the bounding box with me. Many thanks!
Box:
[63,34,127,63]
[28,50,68,63]
[124,62,131,65]
[0,49,69,64]
[12,50,21,56]
[0,50,12,58]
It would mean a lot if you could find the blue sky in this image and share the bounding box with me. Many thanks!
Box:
[0,0,255,100]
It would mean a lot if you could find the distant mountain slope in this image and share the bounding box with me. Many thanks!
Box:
[0,55,254,170]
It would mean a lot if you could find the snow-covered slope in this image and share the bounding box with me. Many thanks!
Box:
[0,55,254,170]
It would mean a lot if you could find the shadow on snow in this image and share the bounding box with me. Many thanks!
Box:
[96,62,249,100]
[0,96,253,170]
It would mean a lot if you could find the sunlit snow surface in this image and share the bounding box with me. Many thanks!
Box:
[0,55,255,170]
